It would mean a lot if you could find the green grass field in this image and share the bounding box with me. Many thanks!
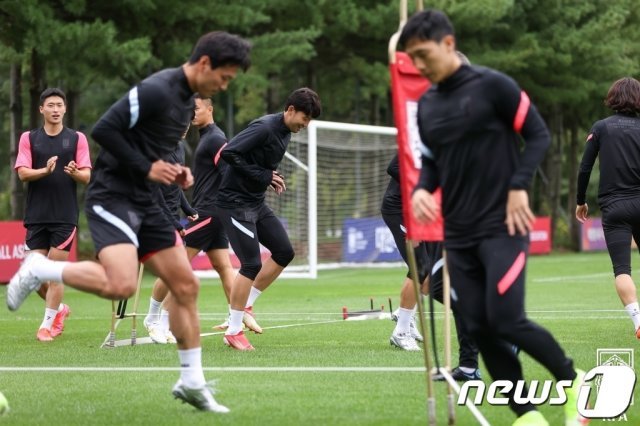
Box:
[0,251,637,425]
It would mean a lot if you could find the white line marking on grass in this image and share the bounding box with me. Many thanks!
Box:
[0,366,426,372]
[200,319,344,337]
[532,273,610,282]
[104,319,346,347]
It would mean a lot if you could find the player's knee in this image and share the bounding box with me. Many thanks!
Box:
[106,280,138,300]
[170,275,200,302]
[614,265,631,277]
[239,262,262,280]
[272,246,295,267]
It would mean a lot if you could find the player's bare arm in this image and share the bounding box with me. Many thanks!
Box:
[16,155,59,182]
[505,189,535,236]
[269,171,286,194]
[147,160,183,185]
[411,188,439,223]
[63,160,91,184]
[174,166,194,189]
[575,203,589,224]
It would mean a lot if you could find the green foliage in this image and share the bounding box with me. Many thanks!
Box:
[2,0,640,249]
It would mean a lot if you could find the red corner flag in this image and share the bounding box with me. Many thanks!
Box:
[390,51,443,242]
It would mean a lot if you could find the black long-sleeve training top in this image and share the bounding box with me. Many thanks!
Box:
[217,112,291,208]
[381,154,402,215]
[192,123,228,217]
[577,113,640,209]
[416,65,550,248]
[89,67,194,203]
[156,141,197,230]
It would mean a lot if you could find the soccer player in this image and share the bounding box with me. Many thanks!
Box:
[7,31,251,413]
[383,154,481,379]
[402,10,585,426]
[144,95,237,342]
[14,87,91,342]
[216,88,321,351]
[144,136,199,345]
[576,77,640,339]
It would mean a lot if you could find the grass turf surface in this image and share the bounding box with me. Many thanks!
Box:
[0,251,637,425]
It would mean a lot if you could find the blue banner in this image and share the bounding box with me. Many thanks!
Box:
[342,217,403,262]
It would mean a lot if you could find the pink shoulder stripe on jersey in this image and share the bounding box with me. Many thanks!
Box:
[75,132,92,169]
[586,133,593,142]
[14,132,33,169]
[513,91,530,134]
[497,251,526,295]
[56,227,77,250]
[214,143,227,166]
[184,217,212,236]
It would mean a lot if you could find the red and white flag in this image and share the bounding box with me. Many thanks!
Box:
[390,51,443,242]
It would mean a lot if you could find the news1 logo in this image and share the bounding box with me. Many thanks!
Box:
[578,349,637,420]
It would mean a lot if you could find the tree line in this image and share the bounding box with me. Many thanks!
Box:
[1,0,639,250]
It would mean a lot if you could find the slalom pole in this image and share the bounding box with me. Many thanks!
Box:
[442,249,455,424]
[129,263,144,345]
[407,239,436,426]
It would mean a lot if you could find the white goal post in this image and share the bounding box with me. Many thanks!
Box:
[195,120,401,280]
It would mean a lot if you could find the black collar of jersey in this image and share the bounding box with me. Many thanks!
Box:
[274,112,290,136]
[199,123,216,136]
[174,67,193,100]
[437,64,478,92]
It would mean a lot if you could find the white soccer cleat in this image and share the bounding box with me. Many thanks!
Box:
[212,318,229,331]
[390,330,421,351]
[242,307,262,334]
[7,252,46,311]
[143,317,168,344]
[172,379,230,413]
[409,317,424,342]
[165,329,177,344]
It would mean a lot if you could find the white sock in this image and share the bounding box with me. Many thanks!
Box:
[160,309,170,331]
[178,347,206,388]
[624,302,640,330]
[147,298,162,323]
[31,259,66,283]
[245,287,262,309]
[396,307,413,334]
[226,309,244,335]
[40,308,58,330]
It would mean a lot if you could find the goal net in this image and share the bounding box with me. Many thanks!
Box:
[194,120,401,279]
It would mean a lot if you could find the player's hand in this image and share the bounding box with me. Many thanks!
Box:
[45,156,58,174]
[575,203,589,224]
[270,171,286,195]
[148,160,182,185]
[505,189,535,236]
[179,229,186,237]
[187,213,199,222]
[174,166,194,189]
[411,189,439,223]
[63,160,78,176]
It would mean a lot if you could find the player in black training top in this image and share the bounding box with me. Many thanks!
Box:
[146,95,237,339]
[216,87,321,351]
[576,77,640,340]
[401,10,585,425]
[144,134,199,345]
[183,96,236,331]
[14,87,92,342]
[383,152,481,379]
[7,31,251,414]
